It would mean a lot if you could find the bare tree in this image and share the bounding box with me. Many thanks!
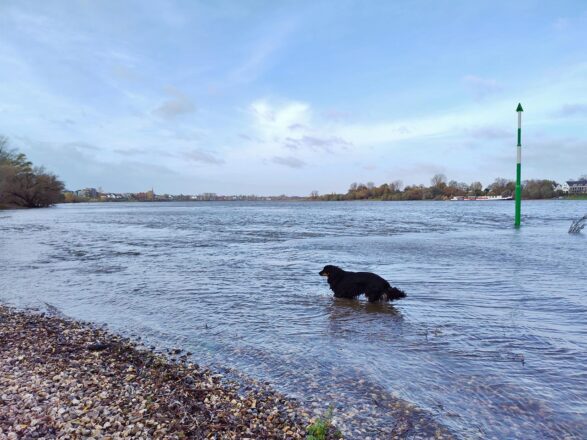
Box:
[0,136,14,165]
[389,180,403,192]
[488,177,514,196]
[431,173,447,188]
[469,181,484,196]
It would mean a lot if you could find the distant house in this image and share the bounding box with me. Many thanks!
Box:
[567,179,587,194]
[554,182,569,193]
[76,188,98,198]
[105,193,124,200]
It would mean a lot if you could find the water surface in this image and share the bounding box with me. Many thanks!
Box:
[1,201,586,438]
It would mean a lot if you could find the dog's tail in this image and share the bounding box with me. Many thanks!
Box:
[385,285,407,301]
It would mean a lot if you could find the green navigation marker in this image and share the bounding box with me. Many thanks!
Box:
[515,103,523,228]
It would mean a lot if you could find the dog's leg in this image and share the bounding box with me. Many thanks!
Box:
[365,288,382,302]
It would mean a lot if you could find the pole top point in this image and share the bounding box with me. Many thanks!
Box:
[516,103,524,112]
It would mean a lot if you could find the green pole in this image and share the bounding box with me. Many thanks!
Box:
[515,103,523,228]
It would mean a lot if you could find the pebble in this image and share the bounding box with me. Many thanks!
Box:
[0,305,335,439]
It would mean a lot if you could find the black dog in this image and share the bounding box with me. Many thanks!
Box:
[319,265,407,302]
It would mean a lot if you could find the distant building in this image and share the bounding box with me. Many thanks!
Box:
[554,182,569,193]
[104,193,124,200]
[155,193,172,201]
[567,179,587,194]
[76,188,98,198]
[134,192,148,201]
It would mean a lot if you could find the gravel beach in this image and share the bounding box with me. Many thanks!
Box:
[0,305,335,439]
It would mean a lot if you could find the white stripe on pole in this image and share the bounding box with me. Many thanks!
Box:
[517,112,522,164]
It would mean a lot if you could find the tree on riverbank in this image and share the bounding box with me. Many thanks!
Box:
[315,175,563,201]
[0,136,64,208]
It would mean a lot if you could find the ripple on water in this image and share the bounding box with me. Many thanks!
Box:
[1,200,586,439]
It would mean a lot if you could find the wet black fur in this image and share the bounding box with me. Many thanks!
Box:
[319,265,407,303]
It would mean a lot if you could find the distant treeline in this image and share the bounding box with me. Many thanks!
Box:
[0,136,64,209]
[311,174,563,201]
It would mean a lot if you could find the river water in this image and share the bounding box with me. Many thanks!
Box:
[1,201,585,439]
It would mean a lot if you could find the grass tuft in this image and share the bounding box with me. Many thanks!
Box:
[306,406,342,440]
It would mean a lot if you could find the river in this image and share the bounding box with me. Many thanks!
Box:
[1,200,585,438]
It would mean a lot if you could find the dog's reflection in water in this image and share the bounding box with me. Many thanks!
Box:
[330,297,402,316]
[326,298,404,340]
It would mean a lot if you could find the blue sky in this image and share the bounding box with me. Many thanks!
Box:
[1,1,586,195]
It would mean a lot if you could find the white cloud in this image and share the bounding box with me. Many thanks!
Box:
[250,99,311,138]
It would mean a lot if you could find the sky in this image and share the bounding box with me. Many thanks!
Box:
[0,0,586,195]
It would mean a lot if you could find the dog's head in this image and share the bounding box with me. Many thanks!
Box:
[319,265,342,278]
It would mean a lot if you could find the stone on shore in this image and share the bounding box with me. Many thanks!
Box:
[0,305,337,439]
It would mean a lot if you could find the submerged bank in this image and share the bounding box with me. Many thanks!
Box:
[0,305,337,439]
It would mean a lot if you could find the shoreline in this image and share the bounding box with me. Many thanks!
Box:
[0,305,338,439]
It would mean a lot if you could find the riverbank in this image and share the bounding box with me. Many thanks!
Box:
[0,305,337,439]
